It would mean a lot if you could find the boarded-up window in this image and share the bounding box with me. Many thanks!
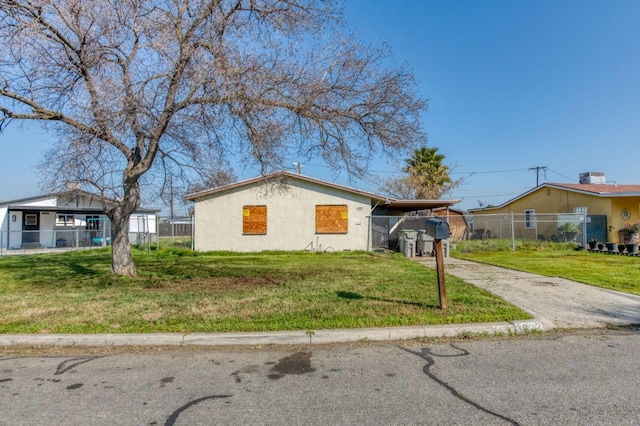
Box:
[243,205,267,234]
[315,205,348,234]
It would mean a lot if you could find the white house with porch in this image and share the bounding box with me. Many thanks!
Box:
[0,189,159,251]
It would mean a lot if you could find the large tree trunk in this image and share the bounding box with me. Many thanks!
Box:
[110,206,136,276]
[108,180,141,277]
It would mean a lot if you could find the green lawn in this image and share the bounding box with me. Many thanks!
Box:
[0,248,530,334]
[454,242,640,295]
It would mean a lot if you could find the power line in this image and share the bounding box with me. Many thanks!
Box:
[450,168,530,175]
[302,161,534,177]
[546,168,577,183]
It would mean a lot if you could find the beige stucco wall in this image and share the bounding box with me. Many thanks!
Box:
[193,178,373,252]
[610,198,640,241]
[476,187,615,215]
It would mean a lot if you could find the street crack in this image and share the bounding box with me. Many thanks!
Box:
[165,394,232,426]
[396,344,520,425]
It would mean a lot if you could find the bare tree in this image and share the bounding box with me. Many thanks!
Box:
[0,0,426,276]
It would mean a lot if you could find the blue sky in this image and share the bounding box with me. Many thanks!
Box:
[1,0,639,213]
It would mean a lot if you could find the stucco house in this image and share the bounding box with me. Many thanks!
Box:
[0,188,159,250]
[469,172,640,244]
[185,171,459,252]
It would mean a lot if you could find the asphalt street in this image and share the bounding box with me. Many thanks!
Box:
[2,328,640,425]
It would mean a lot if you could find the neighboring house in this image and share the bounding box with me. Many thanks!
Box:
[0,189,159,250]
[185,171,459,252]
[469,172,640,243]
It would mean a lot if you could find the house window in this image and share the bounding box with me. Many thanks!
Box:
[315,205,348,234]
[574,207,587,215]
[86,215,101,230]
[24,214,38,226]
[56,214,75,227]
[243,205,267,234]
[524,209,536,229]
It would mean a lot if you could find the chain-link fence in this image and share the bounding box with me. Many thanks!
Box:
[369,215,467,252]
[0,227,112,255]
[156,217,193,249]
[369,212,588,253]
[470,212,588,246]
[0,215,157,255]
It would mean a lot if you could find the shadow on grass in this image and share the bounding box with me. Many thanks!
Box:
[336,291,438,309]
[0,251,109,286]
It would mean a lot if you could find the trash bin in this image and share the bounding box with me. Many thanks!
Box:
[416,230,434,257]
[398,229,417,257]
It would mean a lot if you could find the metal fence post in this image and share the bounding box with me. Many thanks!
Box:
[191,215,196,251]
[366,215,371,252]
[510,212,515,250]
[582,212,588,248]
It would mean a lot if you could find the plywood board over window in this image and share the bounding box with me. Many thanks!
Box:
[316,205,348,234]
[243,205,267,234]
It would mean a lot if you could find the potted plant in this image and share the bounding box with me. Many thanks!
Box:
[558,222,580,242]
[619,221,640,245]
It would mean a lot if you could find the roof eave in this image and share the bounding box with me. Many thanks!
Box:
[184,171,391,202]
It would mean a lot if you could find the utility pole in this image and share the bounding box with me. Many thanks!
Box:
[292,162,303,174]
[529,166,547,186]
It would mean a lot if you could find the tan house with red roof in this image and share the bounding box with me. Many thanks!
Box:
[470,173,640,244]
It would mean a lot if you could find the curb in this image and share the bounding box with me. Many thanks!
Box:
[0,319,550,347]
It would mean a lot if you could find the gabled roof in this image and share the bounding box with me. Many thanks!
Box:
[185,171,459,211]
[546,183,640,196]
[469,182,640,213]
[185,171,389,202]
[1,189,107,207]
[0,189,159,213]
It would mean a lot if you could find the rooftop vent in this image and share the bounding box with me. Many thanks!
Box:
[579,172,605,185]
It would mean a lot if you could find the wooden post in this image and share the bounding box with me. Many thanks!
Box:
[434,239,447,309]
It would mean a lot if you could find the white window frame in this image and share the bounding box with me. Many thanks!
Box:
[56,214,75,227]
[574,206,587,215]
[25,214,38,226]
[524,209,536,229]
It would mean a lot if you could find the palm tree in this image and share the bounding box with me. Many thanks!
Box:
[403,147,454,199]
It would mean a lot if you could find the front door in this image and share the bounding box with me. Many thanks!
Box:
[22,212,40,244]
[586,215,607,243]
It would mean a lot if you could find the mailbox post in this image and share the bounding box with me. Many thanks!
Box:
[425,218,450,309]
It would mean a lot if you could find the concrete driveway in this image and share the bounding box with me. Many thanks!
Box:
[416,257,640,329]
